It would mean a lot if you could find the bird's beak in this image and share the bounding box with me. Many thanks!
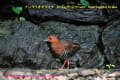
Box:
[44,39,48,42]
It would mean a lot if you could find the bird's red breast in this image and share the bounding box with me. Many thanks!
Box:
[46,35,81,59]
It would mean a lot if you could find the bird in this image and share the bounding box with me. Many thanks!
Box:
[44,35,81,69]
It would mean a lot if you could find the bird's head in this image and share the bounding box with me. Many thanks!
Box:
[44,35,60,43]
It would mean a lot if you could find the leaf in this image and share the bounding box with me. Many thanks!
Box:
[106,64,111,69]
[83,1,89,6]
[108,66,111,69]
[19,17,26,21]
[56,59,60,62]
[111,64,115,67]
[80,0,89,6]
[0,22,4,24]
[105,64,109,67]
[12,6,23,14]
[105,64,115,69]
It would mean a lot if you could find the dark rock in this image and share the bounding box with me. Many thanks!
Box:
[0,21,54,69]
[10,0,120,25]
[0,0,14,21]
[102,20,120,67]
[13,0,106,24]
[0,20,105,69]
[0,0,120,25]
[42,21,104,68]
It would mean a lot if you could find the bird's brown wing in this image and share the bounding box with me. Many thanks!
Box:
[60,40,81,59]
[61,40,81,51]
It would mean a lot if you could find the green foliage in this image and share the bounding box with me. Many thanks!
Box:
[105,64,115,69]
[0,22,4,24]
[56,58,61,62]
[12,6,23,14]
[0,32,6,36]
[80,0,89,6]
[19,17,26,21]
[12,6,25,21]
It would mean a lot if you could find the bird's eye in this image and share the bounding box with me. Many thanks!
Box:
[48,37,52,40]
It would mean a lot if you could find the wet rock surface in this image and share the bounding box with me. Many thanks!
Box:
[9,0,120,25]
[0,19,120,69]
[19,0,106,24]
[42,21,104,68]
[0,68,120,80]
[0,20,104,69]
[102,19,120,67]
[0,21,53,69]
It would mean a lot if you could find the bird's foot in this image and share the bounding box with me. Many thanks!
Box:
[61,59,67,69]
[67,58,69,69]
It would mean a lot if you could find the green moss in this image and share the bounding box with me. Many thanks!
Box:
[0,21,4,24]
[0,22,5,29]
[0,32,6,36]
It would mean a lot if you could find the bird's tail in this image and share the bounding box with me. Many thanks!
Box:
[73,43,81,50]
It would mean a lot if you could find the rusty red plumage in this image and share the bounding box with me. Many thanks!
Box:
[45,35,81,68]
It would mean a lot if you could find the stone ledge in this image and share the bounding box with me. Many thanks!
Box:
[0,68,120,80]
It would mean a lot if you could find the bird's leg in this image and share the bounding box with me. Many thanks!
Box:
[67,58,69,69]
[61,59,67,69]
